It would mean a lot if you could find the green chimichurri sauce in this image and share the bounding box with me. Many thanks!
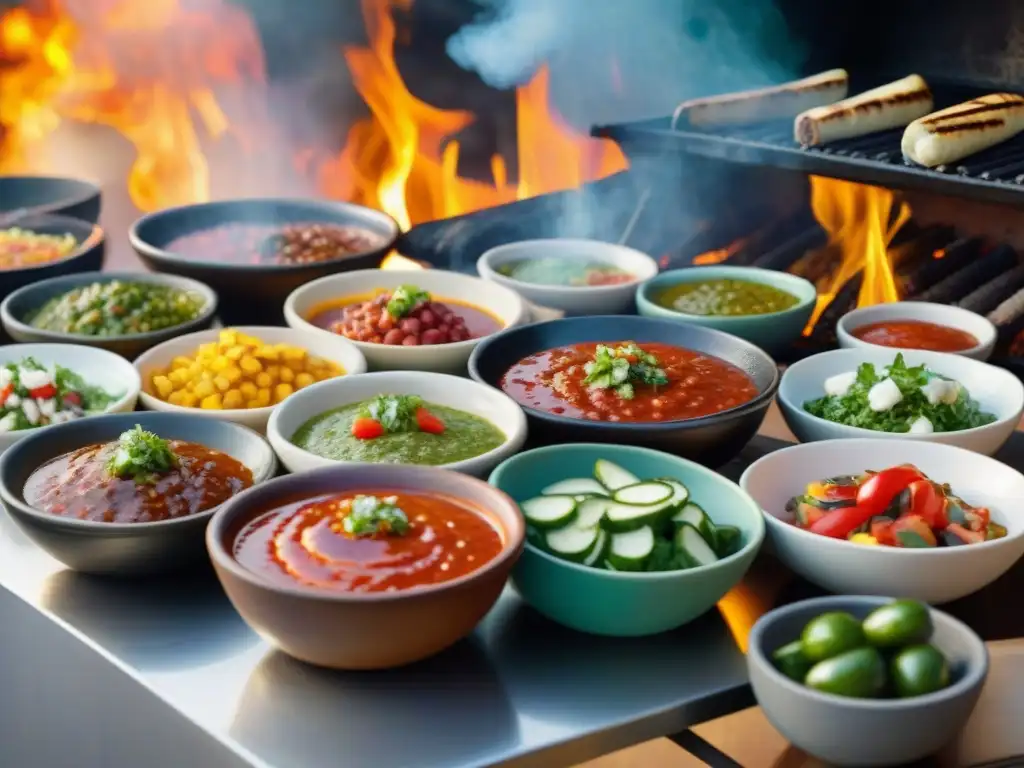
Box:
[292,399,506,465]
[656,278,799,317]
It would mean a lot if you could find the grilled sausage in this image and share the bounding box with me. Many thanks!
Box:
[672,69,849,129]
[902,93,1024,167]
[794,74,933,146]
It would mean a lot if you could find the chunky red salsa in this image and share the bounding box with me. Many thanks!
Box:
[232,490,504,592]
[499,341,759,422]
[851,320,979,353]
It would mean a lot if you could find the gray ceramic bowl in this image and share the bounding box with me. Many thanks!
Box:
[0,412,277,576]
[207,464,525,670]
[748,596,988,767]
[0,270,218,359]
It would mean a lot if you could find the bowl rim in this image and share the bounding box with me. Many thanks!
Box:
[777,347,1024,440]
[128,197,401,273]
[467,314,781,431]
[0,411,278,532]
[133,325,369,419]
[0,342,141,438]
[476,238,660,297]
[205,462,526,603]
[0,175,101,217]
[740,437,1024,556]
[636,265,818,325]
[0,213,105,277]
[283,268,529,355]
[836,301,996,357]
[0,270,219,344]
[265,369,529,470]
[748,595,989,709]
[489,441,766,579]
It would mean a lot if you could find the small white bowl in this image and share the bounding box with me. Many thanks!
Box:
[778,347,1023,455]
[740,438,1024,603]
[476,238,659,316]
[284,269,527,373]
[837,301,997,361]
[133,326,368,433]
[0,343,140,455]
[266,370,528,478]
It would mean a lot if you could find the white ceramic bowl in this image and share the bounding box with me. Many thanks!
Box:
[0,343,140,455]
[267,370,528,478]
[284,269,527,373]
[133,326,368,433]
[740,438,1024,603]
[778,347,1023,455]
[837,301,997,361]
[476,238,659,316]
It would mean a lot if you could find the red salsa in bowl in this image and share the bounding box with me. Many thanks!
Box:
[499,341,759,422]
[851,320,980,353]
[232,489,504,592]
[309,284,503,347]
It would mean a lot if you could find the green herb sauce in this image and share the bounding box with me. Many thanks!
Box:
[657,278,799,317]
[292,399,506,465]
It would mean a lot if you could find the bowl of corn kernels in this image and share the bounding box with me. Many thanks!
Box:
[132,327,368,432]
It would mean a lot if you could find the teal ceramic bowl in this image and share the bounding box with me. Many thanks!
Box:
[488,443,765,636]
[636,265,817,354]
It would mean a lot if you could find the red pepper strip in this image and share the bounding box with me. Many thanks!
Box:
[856,466,926,517]
[870,518,897,546]
[808,505,876,539]
[907,480,947,529]
[0,384,11,406]
[351,417,384,440]
[415,407,445,434]
[29,384,57,400]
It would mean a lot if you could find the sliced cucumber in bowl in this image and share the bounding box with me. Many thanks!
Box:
[541,478,609,497]
[671,503,718,551]
[612,481,674,506]
[521,495,576,529]
[545,526,603,562]
[594,459,640,491]
[674,523,719,567]
[607,527,655,571]
[574,497,609,530]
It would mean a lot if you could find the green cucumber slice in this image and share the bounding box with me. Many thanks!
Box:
[613,481,674,506]
[655,477,690,508]
[672,502,718,549]
[675,523,720,568]
[582,530,609,568]
[593,459,640,491]
[607,527,655,571]
[545,526,601,562]
[542,478,609,497]
[521,495,576,529]
[574,497,610,530]
[715,525,742,557]
[602,497,676,532]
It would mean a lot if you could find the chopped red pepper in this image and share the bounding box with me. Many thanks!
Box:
[61,391,81,406]
[856,466,925,516]
[965,506,991,532]
[870,518,897,546]
[415,407,445,434]
[351,417,384,440]
[907,480,947,529]
[0,384,11,406]
[808,505,876,539]
[29,384,57,400]
[891,515,938,548]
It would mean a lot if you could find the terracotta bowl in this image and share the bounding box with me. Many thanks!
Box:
[206,463,525,670]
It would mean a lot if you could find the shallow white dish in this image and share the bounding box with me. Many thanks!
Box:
[837,301,997,361]
[740,438,1024,603]
[476,239,659,316]
[133,326,368,433]
[266,370,528,478]
[283,269,527,373]
[0,343,140,455]
[778,347,1023,455]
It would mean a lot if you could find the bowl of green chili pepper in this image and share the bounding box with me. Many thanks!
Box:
[0,271,218,359]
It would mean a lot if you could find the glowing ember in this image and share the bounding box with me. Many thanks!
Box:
[692,237,747,266]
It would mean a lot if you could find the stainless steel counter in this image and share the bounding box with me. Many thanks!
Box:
[0,457,759,768]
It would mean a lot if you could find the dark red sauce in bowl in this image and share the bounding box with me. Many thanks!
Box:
[851,320,980,353]
[165,222,384,266]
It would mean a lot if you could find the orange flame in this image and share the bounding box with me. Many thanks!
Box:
[805,175,912,332]
[691,237,747,266]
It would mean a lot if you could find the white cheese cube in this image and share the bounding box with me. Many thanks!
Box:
[37,398,56,418]
[0,412,16,432]
[909,416,934,434]
[868,378,903,412]
[920,378,960,406]
[5,394,20,408]
[824,371,857,397]
[0,368,11,389]
[21,399,40,425]
[18,368,51,391]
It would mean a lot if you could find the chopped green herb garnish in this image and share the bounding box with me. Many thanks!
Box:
[362,394,422,433]
[386,285,430,319]
[105,425,178,483]
[582,342,668,400]
[342,495,410,537]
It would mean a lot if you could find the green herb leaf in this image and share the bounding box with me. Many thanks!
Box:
[342,495,410,537]
[386,285,430,318]
[582,342,668,400]
[105,425,177,483]
[363,394,422,432]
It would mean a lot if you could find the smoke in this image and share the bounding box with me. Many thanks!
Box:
[447,0,807,126]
